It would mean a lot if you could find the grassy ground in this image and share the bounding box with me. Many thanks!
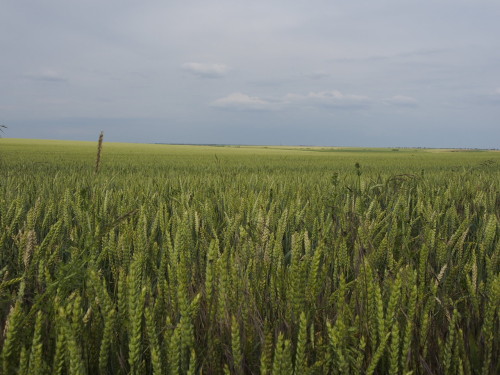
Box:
[1,138,498,169]
[0,138,499,374]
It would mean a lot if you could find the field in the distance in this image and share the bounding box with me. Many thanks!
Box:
[0,139,499,374]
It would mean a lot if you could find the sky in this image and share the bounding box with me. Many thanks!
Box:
[1,0,499,147]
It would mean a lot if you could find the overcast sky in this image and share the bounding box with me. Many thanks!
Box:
[1,0,499,147]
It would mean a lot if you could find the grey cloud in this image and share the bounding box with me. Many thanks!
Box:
[182,63,229,78]
[473,89,500,106]
[383,95,418,107]
[210,93,277,111]
[212,90,374,112]
[1,1,500,147]
[285,90,372,109]
[23,70,68,83]
[329,48,448,64]
[305,72,330,80]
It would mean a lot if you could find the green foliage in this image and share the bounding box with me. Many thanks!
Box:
[0,139,499,374]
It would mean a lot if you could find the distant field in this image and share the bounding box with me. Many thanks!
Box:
[0,138,499,374]
[1,138,498,169]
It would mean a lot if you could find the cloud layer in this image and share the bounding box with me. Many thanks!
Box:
[212,90,417,111]
[285,91,372,109]
[211,93,274,111]
[1,1,499,147]
[23,70,68,83]
[383,95,418,107]
[182,63,229,78]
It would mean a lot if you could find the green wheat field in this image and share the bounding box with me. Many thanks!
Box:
[0,138,499,374]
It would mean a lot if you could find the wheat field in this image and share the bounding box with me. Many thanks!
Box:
[0,139,498,374]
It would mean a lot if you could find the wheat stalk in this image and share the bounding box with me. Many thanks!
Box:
[95,131,104,173]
